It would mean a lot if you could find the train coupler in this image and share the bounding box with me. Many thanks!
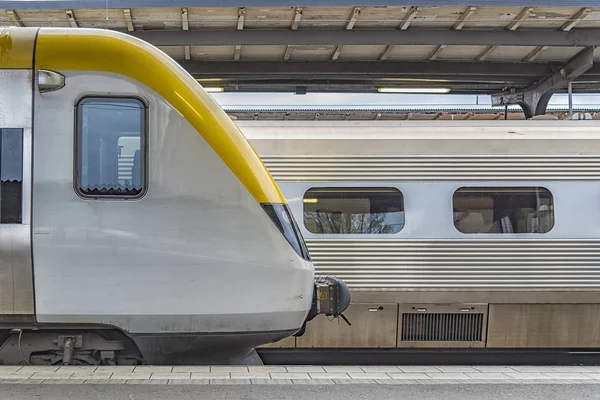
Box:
[295,277,351,336]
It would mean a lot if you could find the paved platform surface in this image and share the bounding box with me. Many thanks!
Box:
[2,383,600,400]
[0,365,600,385]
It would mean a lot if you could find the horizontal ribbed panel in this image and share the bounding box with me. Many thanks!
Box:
[306,239,600,288]
[262,155,600,181]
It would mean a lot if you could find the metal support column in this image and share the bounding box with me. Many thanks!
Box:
[568,80,573,118]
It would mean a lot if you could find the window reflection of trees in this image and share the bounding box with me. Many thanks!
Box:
[305,211,399,234]
[303,188,404,234]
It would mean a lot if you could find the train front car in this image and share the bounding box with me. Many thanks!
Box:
[0,27,347,366]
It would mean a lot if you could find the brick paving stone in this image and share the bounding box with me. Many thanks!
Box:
[150,373,191,380]
[425,379,462,384]
[292,379,334,385]
[71,373,113,380]
[110,373,151,380]
[360,366,402,373]
[210,379,251,384]
[333,379,375,384]
[323,366,364,373]
[248,366,288,373]
[3,379,45,384]
[191,373,230,380]
[31,373,74,380]
[549,367,598,372]
[210,366,248,373]
[16,366,59,374]
[43,379,86,384]
[0,374,33,380]
[169,379,210,384]
[96,366,135,373]
[388,373,431,380]
[251,379,293,384]
[435,366,480,373]
[472,366,518,373]
[230,373,270,380]
[543,373,593,380]
[172,366,210,373]
[508,366,555,373]
[0,367,23,373]
[504,373,554,380]
[398,366,442,373]
[270,373,310,380]
[426,373,470,379]
[57,366,98,373]
[348,373,391,380]
[134,366,173,373]
[126,379,169,384]
[466,373,511,380]
[376,379,420,384]
[309,373,350,380]
[285,366,325,373]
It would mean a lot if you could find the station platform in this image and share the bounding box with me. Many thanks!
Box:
[1,365,600,385]
[2,366,600,400]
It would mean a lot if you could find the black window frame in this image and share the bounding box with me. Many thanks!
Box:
[0,128,24,224]
[452,186,555,234]
[302,186,405,235]
[74,96,148,200]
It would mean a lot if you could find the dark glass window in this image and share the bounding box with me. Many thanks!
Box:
[303,187,404,234]
[262,203,310,261]
[453,187,554,234]
[0,128,23,223]
[76,98,145,198]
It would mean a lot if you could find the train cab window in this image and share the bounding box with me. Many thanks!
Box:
[76,98,145,198]
[303,187,404,234]
[0,128,24,223]
[453,187,554,234]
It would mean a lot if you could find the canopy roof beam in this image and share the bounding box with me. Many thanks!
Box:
[127,28,600,47]
[491,47,595,118]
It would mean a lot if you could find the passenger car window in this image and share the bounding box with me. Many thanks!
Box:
[76,98,145,198]
[303,187,404,234]
[453,187,554,234]
[0,128,23,223]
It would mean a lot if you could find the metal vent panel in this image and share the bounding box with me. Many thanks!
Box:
[402,313,484,342]
[262,155,600,181]
[399,304,488,347]
[306,239,600,289]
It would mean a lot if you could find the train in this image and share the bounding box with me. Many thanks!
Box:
[241,120,600,351]
[0,27,350,366]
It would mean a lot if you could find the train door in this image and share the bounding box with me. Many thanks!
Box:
[31,68,150,327]
[0,69,35,322]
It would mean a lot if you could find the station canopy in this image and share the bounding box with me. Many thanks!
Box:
[2,1,600,111]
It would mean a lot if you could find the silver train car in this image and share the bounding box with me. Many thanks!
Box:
[0,27,349,366]
[242,120,600,351]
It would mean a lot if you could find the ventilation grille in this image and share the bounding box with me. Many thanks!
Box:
[401,308,486,343]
